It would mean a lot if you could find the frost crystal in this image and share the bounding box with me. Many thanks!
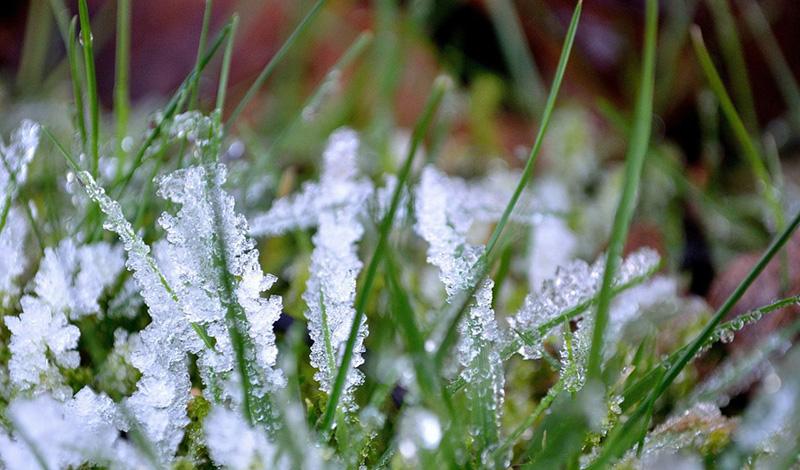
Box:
[0,119,40,204]
[0,389,143,470]
[414,165,505,443]
[74,117,286,454]
[156,162,285,409]
[0,120,40,305]
[204,406,281,470]
[251,129,371,410]
[510,248,660,360]
[0,209,28,306]
[5,240,119,398]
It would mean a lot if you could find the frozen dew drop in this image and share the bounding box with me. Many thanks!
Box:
[719,329,734,344]
[121,136,134,153]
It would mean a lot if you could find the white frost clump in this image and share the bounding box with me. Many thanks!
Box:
[510,248,661,360]
[251,129,372,410]
[0,120,40,305]
[5,240,121,398]
[74,115,286,457]
[0,388,143,470]
[414,165,505,440]
[204,406,281,470]
[0,209,28,306]
[0,119,40,203]
[76,170,194,461]
[156,161,286,407]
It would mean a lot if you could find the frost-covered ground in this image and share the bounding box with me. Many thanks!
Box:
[2,0,800,469]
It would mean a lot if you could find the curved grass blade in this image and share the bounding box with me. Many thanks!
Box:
[78,0,100,177]
[223,0,327,134]
[317,75,451,435]
[586,0,658,381]
[589,208,800,468]
[690,26,784,233]
[433,0,582,369]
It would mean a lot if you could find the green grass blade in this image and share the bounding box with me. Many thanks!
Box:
[483,0,581,258]
[318,75,451,435]
[486,0,546,113]
[223,0,327,135]
[737,0,800,129]
[706,0,759,132]
[67,17,88,151]
[114,0,131,166]
[190,0,214,111]
[16,0,51,95]
[585,0,657,381]
[432,0,582,370]
[691,26,784,232]
[78,0,100,177]
[215,14,239,115]
[112,18,234,195]
[589,208,800,468]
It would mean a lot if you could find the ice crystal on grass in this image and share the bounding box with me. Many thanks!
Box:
[204,406,281,470]
[0,209,28,306]
[414,165,505,449]
[5,240,121,398]
[75,170,192,461]
[0,389,143,470]
[6,296,79,399]
[510,248,660,360]
[156,162,285,407]
[0,119,40,204]
[251,129,371,410]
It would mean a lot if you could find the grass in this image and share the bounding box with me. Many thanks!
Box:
[3,0,800,468]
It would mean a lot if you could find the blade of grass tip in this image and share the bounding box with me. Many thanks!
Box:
[16,0,51,94]
[433,0,582,369]
[45,0,70,46]
[223,0,327,136]
[317,75,452,435]
[484,0,581,258]
[486,0,546,113]
[705,0,759,133]
[67,17,88,151]
[737,0,800,129]
[215,14,239,118]
[189,0,214,111]
[112,18,233,196]
[114,0,131,167]
[585,0,657,382]
[589,208,800,469]
[691,26,784,233]
[78,0,100,177]
[244,30,372,190]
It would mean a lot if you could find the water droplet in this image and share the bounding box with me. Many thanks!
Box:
[719,329,734,344]
[121,136,134,153]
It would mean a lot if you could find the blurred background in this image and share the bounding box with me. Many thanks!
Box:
[2,0,800,345]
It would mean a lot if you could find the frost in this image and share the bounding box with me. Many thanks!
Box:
[204,406,281,470]
[0,389,143,470]
[414,165,505,444]
[75,170,196,460]
[0,119,40,204]
[156,162,285,410]
[31,239,124,319]
[0,120,40,305]
[74,114,286,453]
[0,209,28,306]
[251,129,371,410]
[510,248,660,360]
[4,240,119,398]
[6,296,79,399]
